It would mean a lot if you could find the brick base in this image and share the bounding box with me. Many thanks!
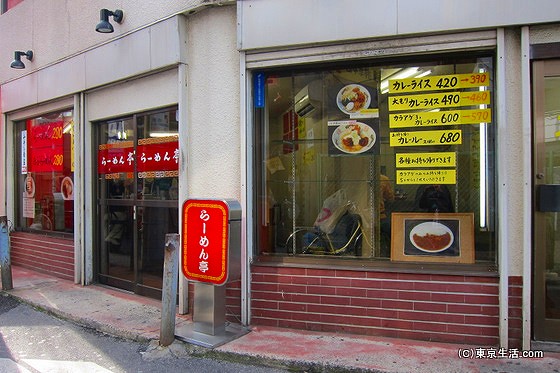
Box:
[10,232,74,281]
[251,266,522,346]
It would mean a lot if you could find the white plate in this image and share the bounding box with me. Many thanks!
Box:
[61,176,74,200]
[409,221,454,253]
[25,175,35,198]
[336,84,371,115]
[332,122,376,154]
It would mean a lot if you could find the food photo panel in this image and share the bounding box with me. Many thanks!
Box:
[328,118,380,156]
[390,212,475,263]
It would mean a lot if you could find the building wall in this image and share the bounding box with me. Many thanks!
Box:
[185,4,241,200]
[0,0,230,82]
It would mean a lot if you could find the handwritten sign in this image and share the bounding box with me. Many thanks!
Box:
[182,199,229,285]
[390,109,492,128]
[389,72,490,94]
[389,91,490,111]
[390,130,462,147]
[396,152,456,168]
[396,169,456,184]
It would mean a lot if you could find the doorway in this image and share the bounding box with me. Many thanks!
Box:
[533,59,560,342]
[95,108,179,298]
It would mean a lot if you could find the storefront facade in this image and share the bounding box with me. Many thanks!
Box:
[239,0,560,349]
[1,0,560,352]
[0,1,241,309]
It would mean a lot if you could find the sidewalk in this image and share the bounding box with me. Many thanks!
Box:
[1,265,560,373]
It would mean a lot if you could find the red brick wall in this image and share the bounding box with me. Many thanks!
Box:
[250,265,521,346]
[10,232,74,281]
[508,276,523,349]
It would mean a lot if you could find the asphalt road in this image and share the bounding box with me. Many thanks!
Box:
[0,294,289,373]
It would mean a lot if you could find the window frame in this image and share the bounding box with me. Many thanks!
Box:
[250,51,499,274]
[13,108,75,238]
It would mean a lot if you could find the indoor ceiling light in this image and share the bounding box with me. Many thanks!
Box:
[10,50,33,69]
[95,9,124,33]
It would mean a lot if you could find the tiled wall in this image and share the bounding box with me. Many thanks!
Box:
[251,265,523,347]
[10,232,74,281]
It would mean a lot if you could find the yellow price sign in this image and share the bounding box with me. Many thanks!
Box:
[390,130,462,147]
[390,109,492,128]
[396,169,457,185]
[388,91,490,111]
[396,152,456,168]
[389,72,490,93]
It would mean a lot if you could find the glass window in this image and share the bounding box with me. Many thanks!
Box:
[253,54,496,265]
[15,110,75,233]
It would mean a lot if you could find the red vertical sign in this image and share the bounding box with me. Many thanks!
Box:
[182,199,229,285]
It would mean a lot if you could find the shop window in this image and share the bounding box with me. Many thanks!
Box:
[253,54,496,265]
[15,110,75,234]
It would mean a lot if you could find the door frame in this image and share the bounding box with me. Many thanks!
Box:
[532,57,560,343]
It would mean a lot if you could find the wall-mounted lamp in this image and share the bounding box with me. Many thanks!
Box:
[95,9,124,33]
[10,50,33,69]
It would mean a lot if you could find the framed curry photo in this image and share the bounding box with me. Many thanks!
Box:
[391,213,475,264]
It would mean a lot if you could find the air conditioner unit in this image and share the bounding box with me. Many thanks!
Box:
[294,81,322,117]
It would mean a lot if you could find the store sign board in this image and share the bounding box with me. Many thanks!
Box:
[388,72,489,94]
[136,141,179,172]
[388,91,490,111]
[396,152,456,168]
[97,144,135,174]
[254,72,265,108]
[29,147,64,172]
[97,140,179,175]
[182,199,229,285]
[389,109,492,128]
[27,120,64,173]
[21,130,27,174]
[396,169,457,185]
[390,130,462,147]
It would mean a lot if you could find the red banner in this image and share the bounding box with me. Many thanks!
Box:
[29,147,64,172]
[182,199,229,285]
[137,141,179,172]
[97,140,178,174]
[97,146,135,174]
[27,120,64,172]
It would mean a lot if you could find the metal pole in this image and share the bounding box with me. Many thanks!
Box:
[0,217,13,290]
[160,233,179,346]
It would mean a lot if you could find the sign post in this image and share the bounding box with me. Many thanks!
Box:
[175,198,246,348]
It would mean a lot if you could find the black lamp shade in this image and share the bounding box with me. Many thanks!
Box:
[10,50,33,69]
[96,9,123,33]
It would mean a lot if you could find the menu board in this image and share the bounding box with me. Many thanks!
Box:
[387,71,491,185]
